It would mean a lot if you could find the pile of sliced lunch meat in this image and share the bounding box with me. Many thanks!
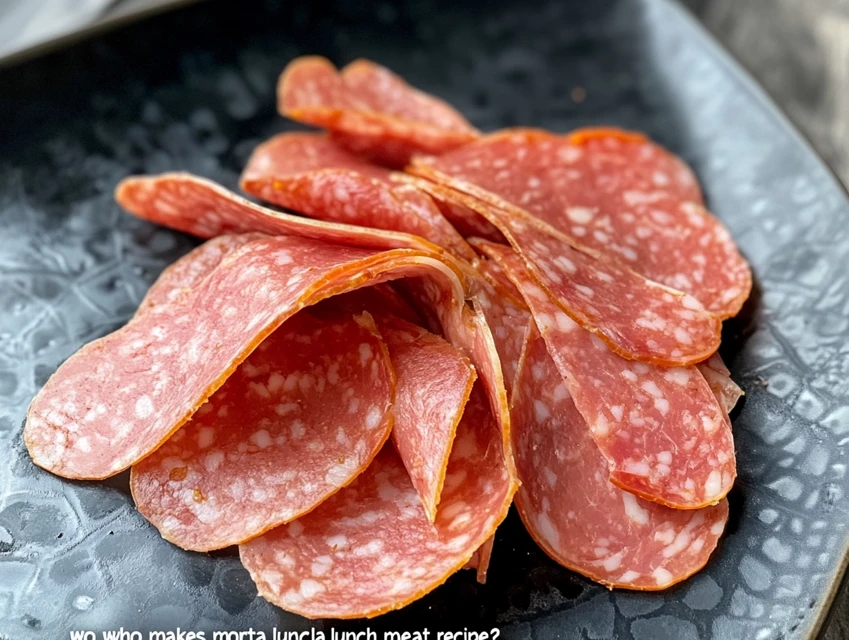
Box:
[24,56,750,618]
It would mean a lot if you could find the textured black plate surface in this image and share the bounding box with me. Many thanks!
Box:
[1,0,848,638]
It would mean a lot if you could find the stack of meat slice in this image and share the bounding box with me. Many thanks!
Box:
[24,56,750,617]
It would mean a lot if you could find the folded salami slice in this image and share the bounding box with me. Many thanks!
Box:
[512,325,728,589]
[477,241,735,509]
[411,129,751,317]
[404,177,722,366]
[25,234,467,480]
[240,133,474,260]
[131,309,394,551]
[279,57,479,167]
[239,385,515,619]
[375,315,476,522]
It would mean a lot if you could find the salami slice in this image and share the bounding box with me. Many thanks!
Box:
[411,129,751,317]
[472,261,531,396]
[117,173,442,254]
[375,315,476,522]
[314,288,477,522]
[240,133,474,260]
[279,57,479,167]
[130,310,394,551]
[239,385,515,618]
[698,353,744,415]
[404,177,722,366]
[565,127,703,203]
[25,234,467,479]
[512,324,728,589]
[477,240,735,509]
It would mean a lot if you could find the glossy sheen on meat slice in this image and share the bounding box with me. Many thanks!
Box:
[411,129,751,317]
[478,241,735,509]
[239,385,516,618]
[131,310,394,551]
[375,315,476,522]
[512,325,728,589]
[25,234,466,479]
[240,133,474,260]
[404,177,722,366]
[279,57,479,167]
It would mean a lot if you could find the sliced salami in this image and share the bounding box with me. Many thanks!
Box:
[472,261,531,396]
[512,324,728,589]
[25,234,467,479]
[241,133,474,259]
[375,315,476,522]
[404,177,722,366]
[130,310,394,551]
[411,129,751,317]
[316,288,477,522]
[477,240,735,509]
[239,385,515,618]
[279,57,479,167]
[117,173,442,254]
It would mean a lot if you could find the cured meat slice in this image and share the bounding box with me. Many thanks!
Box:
[565,127,703,203]
[25,234,467,479]
[136,234,261,313]
[279,56,479,167]
[512,324,728,589]
[404,177,721,366]
[130,310,394,551]
[698,353,744,414]
[116,173,443,254]
[411,129,751,317]
[374,315,476,522]
[315,288,477,522]
[240,133,474,259]
[477,241,735,509]
[239,385,516,618]
[472,260,531,396]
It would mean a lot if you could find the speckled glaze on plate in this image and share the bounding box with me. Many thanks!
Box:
[0,0,847,638]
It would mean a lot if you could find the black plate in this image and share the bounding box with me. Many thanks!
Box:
[1,0,848,638]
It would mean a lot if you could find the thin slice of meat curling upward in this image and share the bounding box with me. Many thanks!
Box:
[411,129,751,317]
[311,289,477,523]
[239,385,516,619]
[278,56,479,167]
[240,133,474,260]
[511,325,728,589]
[131,310,394,551]
[402,176,722,366]
[25,234,467,480]
[477,240,735,509]
[373,315,476,522]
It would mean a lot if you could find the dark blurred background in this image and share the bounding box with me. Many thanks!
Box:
[683,0,849,191]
